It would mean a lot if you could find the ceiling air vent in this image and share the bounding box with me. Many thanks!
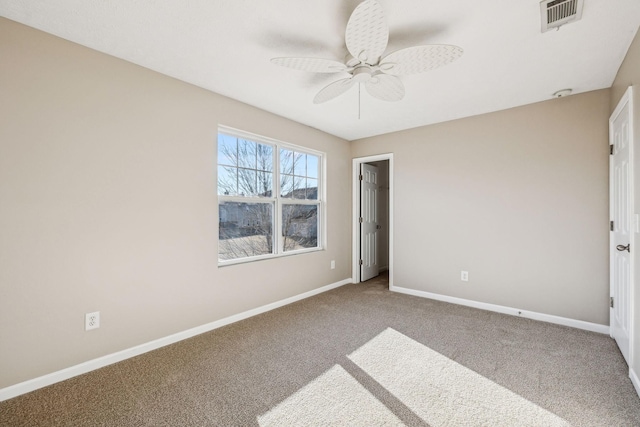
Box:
[540,0,584,33]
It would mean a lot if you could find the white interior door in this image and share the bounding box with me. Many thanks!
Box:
[610,88,633,365]
[360,163,379,282]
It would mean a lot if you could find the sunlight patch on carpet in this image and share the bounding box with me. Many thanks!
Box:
[348,328,570,427]
[257,364,403,426]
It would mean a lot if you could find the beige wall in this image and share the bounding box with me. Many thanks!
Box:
[0,18,351,389]
[610,28,640,381]
[352,90,611,325]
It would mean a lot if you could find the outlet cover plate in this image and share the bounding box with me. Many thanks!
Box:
[85,311,100,331]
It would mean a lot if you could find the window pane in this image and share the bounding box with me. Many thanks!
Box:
[237,168,257,197]
[218,166,237,196]
[219,202,274,261]
[306,178,318,200]
[293,176,305,199]
[218,134,237,167]
[293,152,305,176]
[307,154,319,179]
[281,174,293,198]
[257,172,273,198]
[238,139,257,169]
[280,149,293,175]
[282,204,318,252]
[257,144,273,172]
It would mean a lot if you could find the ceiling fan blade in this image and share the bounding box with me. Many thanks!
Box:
[379,45,464,75]
[314,78,355,104]
[345,0,389,65]
[365,74,405,102]
[271,57,347,73]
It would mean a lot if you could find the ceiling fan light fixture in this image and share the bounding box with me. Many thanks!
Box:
[353,66,373,82]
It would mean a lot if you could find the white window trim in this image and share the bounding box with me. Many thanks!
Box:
[217,125,326,266]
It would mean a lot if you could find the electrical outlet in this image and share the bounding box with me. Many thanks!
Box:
[461,271,469,282]
[85,311,100,331]
[330,260,335,269]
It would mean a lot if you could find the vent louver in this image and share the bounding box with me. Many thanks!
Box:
[540,0,584,32]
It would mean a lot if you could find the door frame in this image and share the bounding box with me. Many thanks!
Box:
[610,86,635,366]
[352,153,394,286]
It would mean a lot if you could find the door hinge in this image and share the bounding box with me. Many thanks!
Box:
[610,144,614,155]
[610,296,614,308]
[359,259,363,266]
[359,174,363,181]
[359,217,363,223]
[610,220,615,231]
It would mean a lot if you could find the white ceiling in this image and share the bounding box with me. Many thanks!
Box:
[2,0,639,141]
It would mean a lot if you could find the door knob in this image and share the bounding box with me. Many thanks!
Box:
[616,244,631,252]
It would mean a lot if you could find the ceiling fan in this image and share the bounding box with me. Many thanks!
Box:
[271,0,463,104]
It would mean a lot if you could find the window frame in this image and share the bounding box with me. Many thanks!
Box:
[217,126,325,266]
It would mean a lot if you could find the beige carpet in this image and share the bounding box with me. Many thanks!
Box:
[257,364,403,426]
[258,327,569,426]
[349,328,568,427]
[1,273,639,426]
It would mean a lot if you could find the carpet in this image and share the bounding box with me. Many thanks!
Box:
[258,328,569,426]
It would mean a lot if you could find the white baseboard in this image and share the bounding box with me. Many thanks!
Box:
[630,368,640,398]
[0,278,352,402]
[390,285,609,335]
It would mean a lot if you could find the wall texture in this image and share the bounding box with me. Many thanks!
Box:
[352,90,611,325]
[610,27,640,385]
[0,18,351,389]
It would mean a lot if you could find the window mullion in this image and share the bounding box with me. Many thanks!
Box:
[235,137,240,194]
[277,199,283,254]
[274,146,281,255]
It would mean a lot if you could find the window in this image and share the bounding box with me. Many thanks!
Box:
[217,128,323,264]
